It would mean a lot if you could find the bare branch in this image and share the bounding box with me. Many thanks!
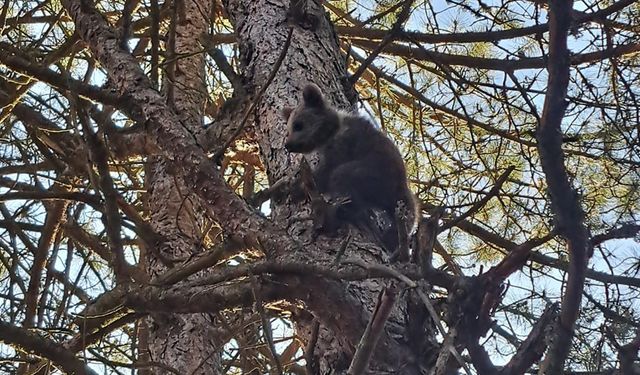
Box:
[536,0,592,372]
[0,321,98,375]
[499,303,559,375]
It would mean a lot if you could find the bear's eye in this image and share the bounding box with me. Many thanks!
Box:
[292,121,304,132]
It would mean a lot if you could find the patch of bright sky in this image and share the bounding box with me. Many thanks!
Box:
[354,0,633,164]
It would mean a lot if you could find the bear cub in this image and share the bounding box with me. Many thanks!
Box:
[283,84,417,253]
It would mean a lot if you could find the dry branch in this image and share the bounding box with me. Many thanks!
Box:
[536,0,593,371]
[0,321,98,375]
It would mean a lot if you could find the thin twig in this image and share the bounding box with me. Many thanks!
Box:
[251,275,284,375]
[213,27,294,161]
[498,303,559,375]
[440,166,515,231]
[77,101,128,283]
[349,0,413,85]
[203,46,245,94]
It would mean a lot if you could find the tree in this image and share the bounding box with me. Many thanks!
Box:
[0,0,639,373]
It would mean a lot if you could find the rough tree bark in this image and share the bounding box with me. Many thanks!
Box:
[144,0,222,372]
[223,1,440,373]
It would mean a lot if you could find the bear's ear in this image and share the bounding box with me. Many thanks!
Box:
[282,107,294,120]
[302,84,325,108]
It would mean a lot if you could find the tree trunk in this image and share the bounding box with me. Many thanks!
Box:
[145,0,222,372]
[224,1,438,373]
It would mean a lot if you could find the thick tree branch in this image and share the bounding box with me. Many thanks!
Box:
[0,321,98,375]
[123,278,296,314]
[617,328,640,375]
[22,197,67,328]
[592,223,640,245]
[0,41,126,107]
[488,233,556,282]
[347,286,398,375]
[499,303,559,375]
[202,44,245,94]
[186,258,454,290]
[60,0,287,255]
[536,0,592,372]
[349,38,640,71]
[333,0,635,44]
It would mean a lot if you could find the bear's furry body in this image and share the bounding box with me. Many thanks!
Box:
[283,84,416,252]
